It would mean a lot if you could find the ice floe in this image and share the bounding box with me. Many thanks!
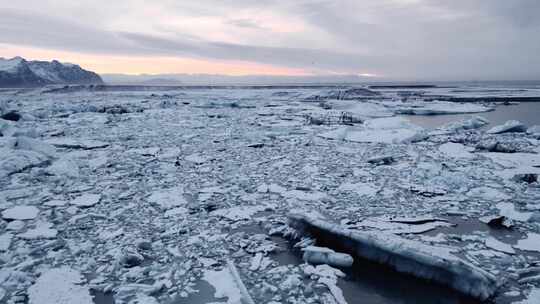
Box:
[514,233,540,253]
[70,193,101,207]
[1,205,39,220]
[28,267,93,304]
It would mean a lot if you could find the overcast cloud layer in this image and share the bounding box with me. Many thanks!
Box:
[1,0,539,80]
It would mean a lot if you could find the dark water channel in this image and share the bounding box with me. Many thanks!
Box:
[403,102,540,130]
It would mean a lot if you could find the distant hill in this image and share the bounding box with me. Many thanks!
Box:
[101,73,372,86]
[0,57,103,88]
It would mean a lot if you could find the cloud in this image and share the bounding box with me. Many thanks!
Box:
[1,1,539,79]
[225,18,266,30]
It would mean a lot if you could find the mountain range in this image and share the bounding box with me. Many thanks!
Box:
[0,57,103,88]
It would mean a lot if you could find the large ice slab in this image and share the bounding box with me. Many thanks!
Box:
[395,101,492,115]
[288,212,499,300]
[28,267,93,304]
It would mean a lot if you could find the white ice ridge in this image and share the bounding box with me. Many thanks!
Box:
[288,212,499,300]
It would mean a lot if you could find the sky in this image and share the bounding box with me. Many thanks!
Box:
[1,0,539,80]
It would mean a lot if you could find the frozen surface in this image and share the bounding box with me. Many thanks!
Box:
[0,86,539,304]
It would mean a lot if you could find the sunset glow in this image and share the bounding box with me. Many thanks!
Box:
[1,44,313,76]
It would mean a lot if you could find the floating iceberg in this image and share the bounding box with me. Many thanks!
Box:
[288,212,499,300]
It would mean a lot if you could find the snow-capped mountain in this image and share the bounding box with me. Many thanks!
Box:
[0,57,103,87]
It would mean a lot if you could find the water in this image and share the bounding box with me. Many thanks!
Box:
[403,102,540,129]
[231,222,481,304]
[91,290,115,304]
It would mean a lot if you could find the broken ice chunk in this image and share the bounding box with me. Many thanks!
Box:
[0,233,13,251]
[337,182,378,197]
[147,186,187,209]
[47,157,80,178]
[185,153,207,164]
[250,253,263,271]
[497,202,532,222]
[437,116,489,133]
[18,222,58,239]
[211,205,266,221]
[303,246,353,267]
[283,190,327,201]
[485,237,515,254]
[303,264,347,304]
[2,205,39,220]
[70,193,101,207]
[43,199,67,207]
[467,187,510,201]
[439,142,475,159]
[0,149,50,178]
[487,120,527,134]
[514,233,540,253]
[203,262,255,304]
